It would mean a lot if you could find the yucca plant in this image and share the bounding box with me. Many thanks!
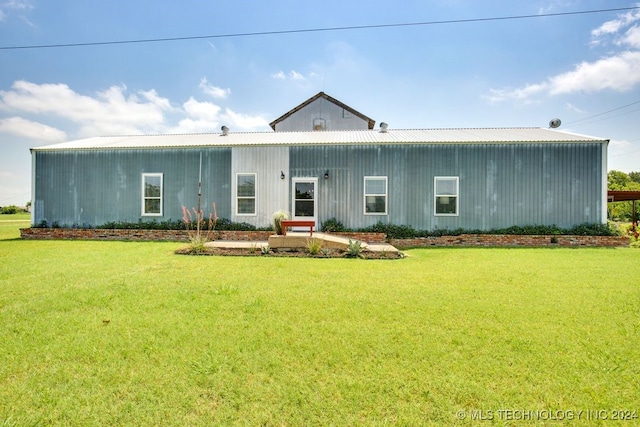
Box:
[272,210,290,235]
[346,239,364,258]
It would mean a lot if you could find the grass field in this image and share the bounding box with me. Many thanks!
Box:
[1,216,639,426]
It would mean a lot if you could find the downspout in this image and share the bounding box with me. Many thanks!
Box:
[30,148,35,225]
[601,140,609,224]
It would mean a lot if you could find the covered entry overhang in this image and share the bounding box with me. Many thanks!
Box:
[607,190,640,202]
[608,190,640,223]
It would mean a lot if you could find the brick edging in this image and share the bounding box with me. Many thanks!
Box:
[19,228,630,247]
[389,234,630,248]
[19,228,273,242]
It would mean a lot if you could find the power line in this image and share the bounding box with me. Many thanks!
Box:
[565,99,640,126]
[1,6,639,51]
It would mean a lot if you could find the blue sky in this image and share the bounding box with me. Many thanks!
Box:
[1,0,639,206]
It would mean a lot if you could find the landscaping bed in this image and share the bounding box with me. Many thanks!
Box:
[174,246,404,259]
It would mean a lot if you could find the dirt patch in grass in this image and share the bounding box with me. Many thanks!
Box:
[174,246,404,259]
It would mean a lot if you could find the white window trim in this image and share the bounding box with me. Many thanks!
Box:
[141,173,163,217]
[434,176,459,217]
[236,173,257,216]
[363,176,388,215]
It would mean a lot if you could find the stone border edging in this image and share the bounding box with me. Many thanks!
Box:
[389,234,630,248]
[19,228,629,247]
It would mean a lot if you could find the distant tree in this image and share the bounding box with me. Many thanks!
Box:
[608,170,640,221]
[629,171,640,183]
[0,205,19,214]
[608,170,630,189]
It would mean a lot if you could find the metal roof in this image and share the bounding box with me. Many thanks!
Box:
[31,128,608,151]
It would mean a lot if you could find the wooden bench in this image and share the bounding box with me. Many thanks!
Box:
[280,220,315,236]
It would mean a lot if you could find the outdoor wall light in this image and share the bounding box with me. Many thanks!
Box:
[324,170,329,179]
[280,171,285,180]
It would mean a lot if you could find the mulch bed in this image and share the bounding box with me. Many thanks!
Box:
[174,246,404,259]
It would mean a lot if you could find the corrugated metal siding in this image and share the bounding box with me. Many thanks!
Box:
[291,143,604,230]
[33,148,231,227]
[231,146,289,227]
[274,97,370,132]
[32,142,604,230]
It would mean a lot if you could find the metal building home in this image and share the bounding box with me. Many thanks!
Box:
[30,92,609,231]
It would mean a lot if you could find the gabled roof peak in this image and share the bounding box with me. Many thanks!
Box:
[269,91,375,130]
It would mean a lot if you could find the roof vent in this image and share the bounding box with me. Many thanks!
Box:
[221,126,229,136]
[379,122,388,133]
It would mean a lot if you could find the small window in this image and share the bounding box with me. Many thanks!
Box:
[237,173,256,215]
[364,176,388,215]
[313,118,326,131]
[142,173,163,216]
[434,177,459,216]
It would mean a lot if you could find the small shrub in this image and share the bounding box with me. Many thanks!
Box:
[346,239,363,258]
[321,218,347,233]
[272,211,290,235]
[359,222,416,239]
[261,245,270,255]
[214,218,258,231]
[0,205,19,214]
[306,238,323,255]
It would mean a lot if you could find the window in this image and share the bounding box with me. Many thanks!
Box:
[313,118,326,131]
[236,173,256,215]
[142,173,163,216]
[434,177,459,216]
[364,176,388,215]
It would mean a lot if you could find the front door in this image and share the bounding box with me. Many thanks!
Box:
[292,178,318,227]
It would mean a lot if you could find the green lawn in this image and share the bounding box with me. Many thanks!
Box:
[1,219,638,426]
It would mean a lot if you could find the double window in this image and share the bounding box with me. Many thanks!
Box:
[142,173,163,216]
[364,176,388,215]
[434,177,459,216]
[236,173,256,215]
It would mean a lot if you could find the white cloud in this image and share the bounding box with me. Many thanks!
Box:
[223,108,269,129]
[183,97,221,120]
[565,102,586,114]
[0,80,170,136]
[169,97,268,133]
[0,0,34,25]
[0,79,269,138]
[622,25,640,48]
[0,116,67,142]
[489,6,640,103]
[547,51,640,94]
[271,70,310,81]
[591,7,640,40]
[289,71,304,80]
[199,78,231,99]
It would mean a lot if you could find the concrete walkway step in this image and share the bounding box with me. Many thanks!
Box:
[205,232,399,253]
